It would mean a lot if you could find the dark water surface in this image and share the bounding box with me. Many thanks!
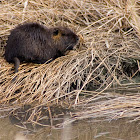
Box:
[0,117,140,140]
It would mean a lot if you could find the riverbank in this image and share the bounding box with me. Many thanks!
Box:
[0,0,140,127]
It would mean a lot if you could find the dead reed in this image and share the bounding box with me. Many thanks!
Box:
[0,0,140,128]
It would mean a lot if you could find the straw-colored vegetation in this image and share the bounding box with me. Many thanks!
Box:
[0,0,140,128]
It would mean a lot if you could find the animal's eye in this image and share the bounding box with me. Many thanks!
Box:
[61,33,66,36]
[53,29,59,36]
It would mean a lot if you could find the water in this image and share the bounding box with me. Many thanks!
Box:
[0,117,140,140]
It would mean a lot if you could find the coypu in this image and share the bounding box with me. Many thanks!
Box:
[5,22,79,73]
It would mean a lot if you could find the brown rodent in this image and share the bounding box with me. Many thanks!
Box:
[4,22,79,73]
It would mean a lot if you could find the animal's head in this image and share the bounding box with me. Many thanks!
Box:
[51,27,79,53]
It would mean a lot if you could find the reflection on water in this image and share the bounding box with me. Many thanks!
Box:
[15,133,27,140]
[0,117,140,140]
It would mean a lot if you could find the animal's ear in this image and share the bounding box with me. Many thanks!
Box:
[53,28,59,36]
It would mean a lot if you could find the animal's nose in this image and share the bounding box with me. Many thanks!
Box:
[76,35,79,42]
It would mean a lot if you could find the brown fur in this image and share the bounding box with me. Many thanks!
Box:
[4,22,79,72]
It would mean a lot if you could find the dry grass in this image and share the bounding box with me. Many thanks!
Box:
[0,0,140,128]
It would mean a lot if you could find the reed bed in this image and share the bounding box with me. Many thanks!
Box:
[0,0,140,128]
